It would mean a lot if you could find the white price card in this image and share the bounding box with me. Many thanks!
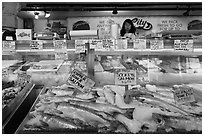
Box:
[2,41,15,51]
[75,40,87,53]
[30,40,43,50]
[174,39,193,51]
[150,39,164,50]
[133,39,146,49]
[115,39,127,49]
[53,40,67,52]
[67,69,95,93]
[174,86,195,104]
[89,39,103,49]
[115,70,137,85]
[102,39,115,51]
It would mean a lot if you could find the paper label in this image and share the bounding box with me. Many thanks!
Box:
[150,39,164,50]
[53,40,67,52]
[30,40,43,50]
[174,39,193,51]
[174,86,195,104]
[67,69,95,93]
[134,39,147,49]
[102,39,115,51]
[115,70,137,85]
[75,40,87,53]
[2,41,15,51]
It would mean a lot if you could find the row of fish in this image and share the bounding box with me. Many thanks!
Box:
[23,83,202,133]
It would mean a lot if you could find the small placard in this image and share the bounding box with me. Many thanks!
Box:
[150,39,164,50]
[174,39,193,51]
[55,52,68,60]
[102,39,115,51]
[53,40,67,52]
[30,40,43,50]
[67,69,95,93]
[2,41,15,51]
[115,70,137,85]
[115,39,127,49]
[2,68,9,79]
[174,86,195,104]
[75,40,87,53]
[89,39,103,49]
[134,39,146,49]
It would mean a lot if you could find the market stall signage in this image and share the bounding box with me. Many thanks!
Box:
[150,39,164,50]
[174,86,195,104]
[67,69,95,93]
[2,68,9,79]
[132,18,153,30]
[30,40,43,50]
[75,40,88,53]
[174,39,193,51]
[2,41,15,51]
[115,70,137,85]
[102,39,115,51]
[133,39,147,49]
[89,39,103,49]
[53,40,67,52]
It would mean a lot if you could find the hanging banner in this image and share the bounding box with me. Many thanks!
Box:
[115,70,137,85]
[174,39,193,51]
[75,40,88,53]
[133,39,147,49]
[53,40,67,52]
[174,86,195,104]
[150,39,164,50]
[2,41,15,51]
[67,69,95,93]
[30,40,43,50]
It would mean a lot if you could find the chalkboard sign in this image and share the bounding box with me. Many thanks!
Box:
[67,69,95,93]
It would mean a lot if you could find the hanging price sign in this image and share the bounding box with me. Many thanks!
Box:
[174,39,193,51]
[115,70,137,85]
[75,40,87,53]
[134,39,147,49]
[67,69,95,93]
[30,40,43,50]
[2,41,15,51]
[174,86,195,104]
[102,39,115,51]
[53,40,67,52]
[150,39,164,50]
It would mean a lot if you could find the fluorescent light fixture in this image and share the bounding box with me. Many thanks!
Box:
[34,12,39,19]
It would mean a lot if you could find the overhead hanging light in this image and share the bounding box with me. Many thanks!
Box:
[34,12,39,19]
[112,7,118,15]
[44,11,50,18]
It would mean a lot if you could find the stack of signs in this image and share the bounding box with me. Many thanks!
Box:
[30,40,43,50]
[53,40,68,60]
[89,39,103,50]
[133,39,147,50]
[115,39,127,50]
[173,86,195,105]
[115,70,137,85]
[2,41,15,51]
[150,39,164,50]
[174,39,193,51]
[16,71,31,87]
[75,40,88,53]
[67,69,95,93]
[102,39,115,51]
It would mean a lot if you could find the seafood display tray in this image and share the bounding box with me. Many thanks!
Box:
[2,82,35,124]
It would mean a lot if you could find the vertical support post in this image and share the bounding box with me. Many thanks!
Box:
[86,42,95,80]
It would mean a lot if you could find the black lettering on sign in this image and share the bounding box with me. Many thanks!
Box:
[132,18,152,30]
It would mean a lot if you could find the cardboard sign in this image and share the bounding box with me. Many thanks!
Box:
[30,40,43,50]
[67,69,95,93]
[115,70,136,85]
[174,39,193,51]
[134,39,146,49]
[174,86,195,104]
[102,39,115,51]
[2,41,16,51]
[75,40,87,53]
[150,39,164,50]
[53,40,67,52]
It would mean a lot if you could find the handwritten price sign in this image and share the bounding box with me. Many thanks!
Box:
[150,39,164,50]
[134,39,146,49]
[174,86,195,104]
[2,41,15,51]
[102,39,115,51]
[67,69,95,93]
[115,70,136,85]
[174,40,193,51]
[30,40,43,50]
[53,40,67,52]
[75,40,88,53]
